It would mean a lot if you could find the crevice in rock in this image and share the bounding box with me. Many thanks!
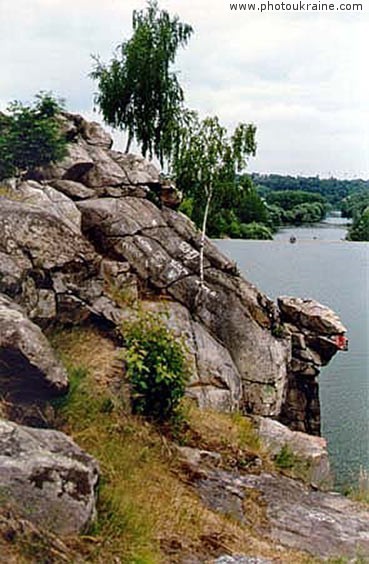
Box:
[0,348,64,402]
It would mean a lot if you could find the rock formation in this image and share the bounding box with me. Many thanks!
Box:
[0,112,346,433]
[0,112,354,552]
[278,296,347,435]
[0,419,99,535]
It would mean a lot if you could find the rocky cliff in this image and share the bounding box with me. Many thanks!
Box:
[1,113,359,561]
[0,111,346,433]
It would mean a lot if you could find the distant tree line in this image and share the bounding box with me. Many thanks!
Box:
[252,173,369,208]
[253,173,369,241]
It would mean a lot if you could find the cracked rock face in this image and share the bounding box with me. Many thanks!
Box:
[197,469,369,560]
[0,111,346,429]
[0,198,104,325]
[0,419,99,535]
[78,195,291,418]
[0,294,68,401]
[140,301,242,412]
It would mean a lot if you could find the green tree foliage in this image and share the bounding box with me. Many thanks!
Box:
[201,175,270,237]
[0,92,66,180]
[238,222,273,240]
[263,190,327,225]
[253,173,369,208]
[265,189,327,210]
[341,189,369,219]
[336,189,369,241]
[347,207,369,241]
[91,0,193,164]
[123,311,190,421]
[172,112,256,282]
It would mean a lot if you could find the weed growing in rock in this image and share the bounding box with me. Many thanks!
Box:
[122,310,190,422]
[275,444,296,470]
[344,466,369,505]
[274,444,310,482]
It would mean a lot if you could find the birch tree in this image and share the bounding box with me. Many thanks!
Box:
[91,1,193,165]
[172,112,256,291]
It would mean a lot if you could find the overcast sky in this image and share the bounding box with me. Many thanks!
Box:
[1,0,368,178]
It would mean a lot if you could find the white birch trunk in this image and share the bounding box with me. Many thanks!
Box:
[199,186,213,290]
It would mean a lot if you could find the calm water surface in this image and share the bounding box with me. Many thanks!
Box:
[215,218,369,487]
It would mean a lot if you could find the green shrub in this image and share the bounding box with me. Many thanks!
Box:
[0,92,67,180]
[239,221,273,240]
[122,310,190,421]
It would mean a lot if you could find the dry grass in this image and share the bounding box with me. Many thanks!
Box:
[43,325,319,564]
[49,325,118,389]
[0,185,21,201]
[345,467,369,506]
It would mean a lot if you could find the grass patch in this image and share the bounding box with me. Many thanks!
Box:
[54,365,244,563]
[344,467,369,505]
[274,444,310,481]
[178,404,268,472]
[47,325,322,564]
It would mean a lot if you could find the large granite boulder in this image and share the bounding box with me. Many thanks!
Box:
[31,139,94,182]
[0,294,68,401]
[15,180,81,232]
[110,151,160,186]
[278,297,347,336]
[0,419,99,535]
[80,146,128,188]
[139,300,242,412]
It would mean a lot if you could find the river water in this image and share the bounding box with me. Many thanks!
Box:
[215,217,369,487]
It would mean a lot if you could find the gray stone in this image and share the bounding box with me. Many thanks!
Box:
[191,321,242,412]
[0,200,96,272]
[16,180,81,232]
[49,179,96,200]
[33,140,94,182]
[0,251,31,296]
[176,446,222,469]
[257,417,332,488]
[0,294,68,400]
[139,301,242,412]
[80,119,113,149]
[198,469,369,559]
[278,297,347,335]
[0,419,99,535]
[77,196,291,418]
[81,146,128,187]
[0,113,347,433]
[159,182,183,208]
[110,151,160,185]
[0,199,102,325]
[162,207,238,274]
[78,196,166,237]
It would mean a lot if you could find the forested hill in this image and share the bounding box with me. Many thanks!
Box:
[251,173,369,207]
